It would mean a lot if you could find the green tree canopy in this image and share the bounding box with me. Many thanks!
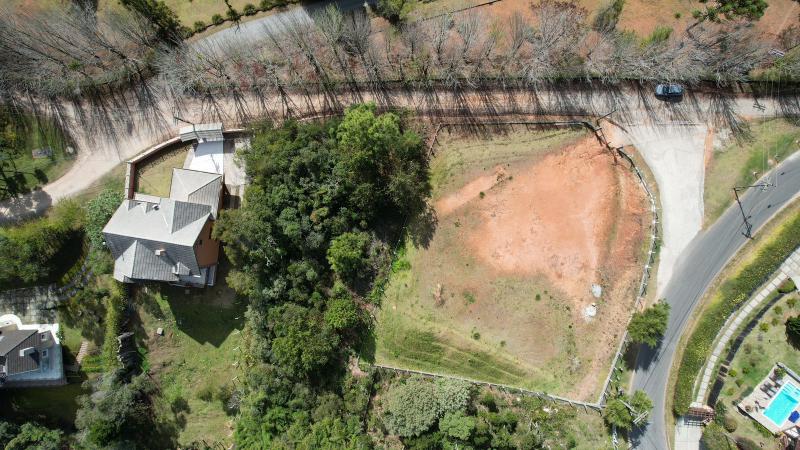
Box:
[85,188,122,249]
[383,377,442,437]
[692,0,768,23]
[628,301,670,347]
[327,231,371,282]
[120,0,183,42]
[439,411,476,441]
[603,390,652,430]
[786,315,800,347]
[2,422,63,450]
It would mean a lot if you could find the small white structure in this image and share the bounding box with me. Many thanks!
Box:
[189,140,224,175]
[180,123,225,176]
[0,314,65,388]
[179,122,224,143]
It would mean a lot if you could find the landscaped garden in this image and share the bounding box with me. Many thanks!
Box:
[711,289,800,447]
[133,145,190,198]
[374,125,650,401]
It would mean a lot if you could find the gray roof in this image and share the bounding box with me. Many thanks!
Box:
[104,199,210,247]
[103,164,223,285]
[169,168,223,219]
[0,329,35,356]
[0,329,53,375]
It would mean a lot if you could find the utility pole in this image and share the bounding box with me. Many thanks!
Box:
[732,182,773,239]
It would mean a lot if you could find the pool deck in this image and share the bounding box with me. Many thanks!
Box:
[739,364,800,437]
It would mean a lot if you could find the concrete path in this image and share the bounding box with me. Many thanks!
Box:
[621,124,708,296]
[673,416,703,450]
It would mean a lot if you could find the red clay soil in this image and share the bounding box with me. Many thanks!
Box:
[436,136,647,399]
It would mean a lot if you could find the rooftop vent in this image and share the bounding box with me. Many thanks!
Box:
[155,249,165,256]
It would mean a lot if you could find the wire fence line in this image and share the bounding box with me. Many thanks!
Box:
[371,362,604,412]
[375,117,661,409]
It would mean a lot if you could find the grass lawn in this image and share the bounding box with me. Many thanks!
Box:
[704,119,800,225]
[2,114,75,200]
[374,126,649,401]
[5,0,285,30]
[715,291,800,447]
[132,263,246,447]
[134,146,189,197]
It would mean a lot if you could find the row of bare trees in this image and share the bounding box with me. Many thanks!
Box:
[0,3,158,97]
[155,0,779,100]
[0,0,793,105]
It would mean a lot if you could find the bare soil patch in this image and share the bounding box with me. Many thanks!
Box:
[375,127,649,401]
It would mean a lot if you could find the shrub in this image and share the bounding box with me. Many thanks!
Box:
[735,437,760,450]
[759,322,770,332]
[197,383,215,402]
[193,20,207,32]
[701,423,735,450]
[642,26,673,46]
[593,0,625,32]
[85,189,122,250]
[722,415,737,432]
[787,316,800,346]
[479,392,498,412]
[260,0,272,8]
[226,8,240,20]
[775,305,784,315]
[243,3,257,15]
[728,368,738,377]
[211,13,224,25]
[788,297,797,308]
[775,367,786,378]
[101,286,125,371]
[673,211,800,415]
[779,279,796,294]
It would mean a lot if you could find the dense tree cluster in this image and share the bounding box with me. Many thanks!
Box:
[0,421,64,450]
[0,200,83,288]
[603,390,653,430]
[215,104,430,446]
[75,370,174,448]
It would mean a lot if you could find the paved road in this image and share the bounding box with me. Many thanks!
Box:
[631,150,800,450]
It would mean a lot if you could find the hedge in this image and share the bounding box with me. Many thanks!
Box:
[673,210,800,415]
[101,284,126,372]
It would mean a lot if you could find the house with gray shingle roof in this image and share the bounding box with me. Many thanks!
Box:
[103,168,223,287]
[0,314,65,388]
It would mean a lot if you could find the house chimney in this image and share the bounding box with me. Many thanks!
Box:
[155,249,165,256]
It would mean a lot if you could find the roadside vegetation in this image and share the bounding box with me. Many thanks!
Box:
[0,200,84,289]
[673,202,800,415]
[0,109,74,201]
[704,119,800,224]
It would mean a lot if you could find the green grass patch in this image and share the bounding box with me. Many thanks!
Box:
[4,382,89,429]
[134,146,189,197]
[133,269,246,447]
[704,119,800,224]
[673,207,800,415]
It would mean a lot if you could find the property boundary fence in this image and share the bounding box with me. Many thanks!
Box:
[371,362,603,412]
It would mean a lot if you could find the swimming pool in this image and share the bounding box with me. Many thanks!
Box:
[764,381,800,426]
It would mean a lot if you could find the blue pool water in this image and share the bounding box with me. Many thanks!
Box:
[764,382,800,426]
